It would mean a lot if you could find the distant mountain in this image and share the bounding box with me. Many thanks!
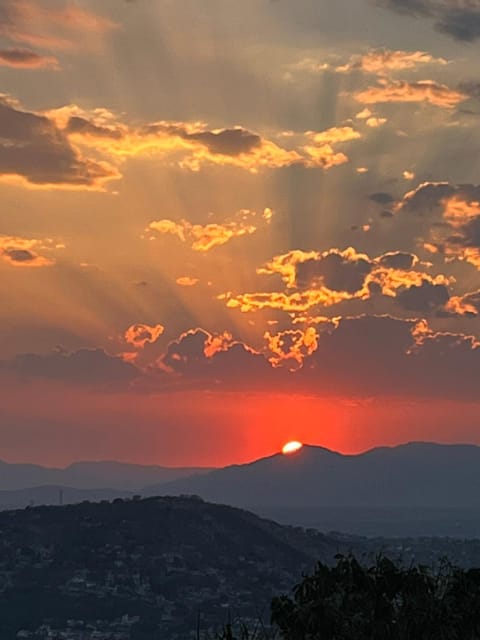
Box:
[0,459,212,492]
[145,442,480,509]
[0,485,133,510]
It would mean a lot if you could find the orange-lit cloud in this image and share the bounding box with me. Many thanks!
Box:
[0,96,119,190]
[355,79,466,108]
[338,49,447,74]
[148,208,273,251]
[124,324,165,349]
[396,182,480,269]
[176,276,200,287]
[223,247,452,316]
[265,327,319,369]
[46,106,363,174]
[446,290,480,317]
[221,288,358,314]
[0,235,55,267]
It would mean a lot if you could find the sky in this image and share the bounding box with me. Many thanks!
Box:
[1,0,480,467]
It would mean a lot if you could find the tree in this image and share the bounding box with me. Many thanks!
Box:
[270,554,480,640]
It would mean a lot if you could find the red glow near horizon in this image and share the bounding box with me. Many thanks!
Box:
[0,379,480,467]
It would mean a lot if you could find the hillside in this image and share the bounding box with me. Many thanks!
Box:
[0,496,342,639]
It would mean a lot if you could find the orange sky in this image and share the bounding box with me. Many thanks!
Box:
[1,0,480,465]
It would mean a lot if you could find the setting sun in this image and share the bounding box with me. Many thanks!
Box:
[282,441,303,455]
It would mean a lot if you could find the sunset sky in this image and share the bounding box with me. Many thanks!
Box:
[2,0,480,467]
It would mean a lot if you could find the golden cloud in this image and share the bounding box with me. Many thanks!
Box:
[222,247,453,316]
[47,106,362,175]
[0,235,55,267]
[148,208,273,252]
[222,288,359,314]
[338,49,447,74]
[355,79,466,108]
[176,276,199,287]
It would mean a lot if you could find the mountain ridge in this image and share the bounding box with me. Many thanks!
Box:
[145,441,480,509]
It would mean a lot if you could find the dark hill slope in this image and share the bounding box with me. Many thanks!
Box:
[0,496,343,639]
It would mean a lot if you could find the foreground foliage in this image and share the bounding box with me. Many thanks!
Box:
[270,554,480,639]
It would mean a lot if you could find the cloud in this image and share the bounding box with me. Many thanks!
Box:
[0,96,119,189]
[397,182,480,269]
[3,348,139,387]
[47,106,361,174]
[396,279,450,311]
[0,0,117,50]
[65,115,125,140]
[355,79,466,108]
[337,49,447,74]
[446,290,480,316]
[373,0,480,42]
[0,235,55,267]
[124,324,165,349]
[302,127,361,169]
[295,248,373,293]
[377,251,418,270]
[223,247,452,316]
[264,327,319,369]
[0,48,58,69]
[148,208,273,252]
[160,328,272,386]
[5,318,480,400]
[150,316,480,400]
[176,276,199,287]
[221,288,358,314]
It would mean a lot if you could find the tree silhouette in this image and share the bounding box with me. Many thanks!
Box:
[270,554,480,640]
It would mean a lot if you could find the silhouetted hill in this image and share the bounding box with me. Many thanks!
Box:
[146,442,480,508]
[0,496,343,639]
[0,459,212,492]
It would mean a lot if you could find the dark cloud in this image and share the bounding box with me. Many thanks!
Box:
[298,315,480,399]
[436,8,480,42]
[188,128,262,156]
[4,349,139,386]
[162,329,272,385]
[143,123,262,157]
[377,251,417,269]
[66,116,124,140]
[155,316,480,400]
[0,97,118,188]
[397,279,450,311]
[0,48,58,69]
[296,251,372,293]
[3,249,37,263]
[5,317,480,400]
[370,192,395,204]
[458,81,480,98]
[374,0,480,42]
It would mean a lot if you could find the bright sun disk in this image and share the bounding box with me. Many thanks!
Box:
[282,440,303,455]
